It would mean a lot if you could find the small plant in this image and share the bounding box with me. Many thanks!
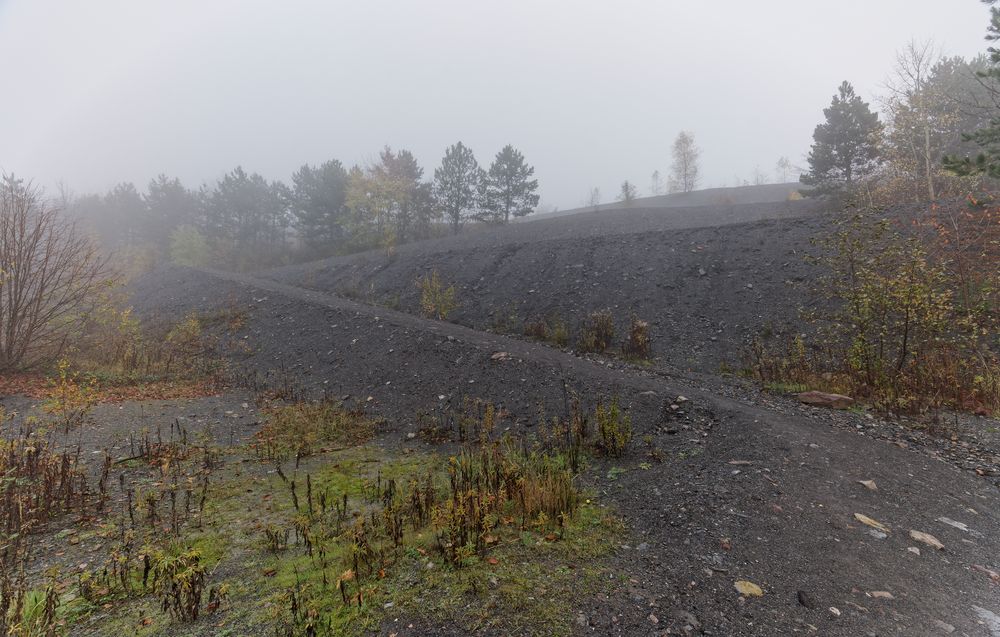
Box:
[621,316,651,359]
[252,400,377,460]
[42,359,97,432]
[596,397,631,458]
[8,576,59,637]
[525,315,570,348]
[523,318,550,341]
[146,545,207,622]
[417,270,458,320]
[550,317,570,347]
[578,310,615,353]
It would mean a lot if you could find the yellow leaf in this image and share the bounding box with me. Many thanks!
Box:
[734,580,763,597]
[854,513,890,533]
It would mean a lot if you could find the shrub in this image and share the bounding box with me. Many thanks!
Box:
[748,203,1000,415]
[524,315,570,348]
[42,359,97,432]
[578,310,615,353]
[596,398,631,457]
[621,316,651,359]
[417,270,458,320]
[550,318,570,347]
[146,546,207,622]
[523,318,550,341]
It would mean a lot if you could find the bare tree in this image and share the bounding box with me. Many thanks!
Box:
[884,39,940,201]
[0,175,111,370]
[669,131,700,193]
[587,187,601,210]
[776,156,794,182]
[650,170,663,195]
[752,166,769,186]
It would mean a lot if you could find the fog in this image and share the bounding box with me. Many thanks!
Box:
[0,0,989,208]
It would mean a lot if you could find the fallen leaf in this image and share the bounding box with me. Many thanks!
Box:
[869,591,894,599]
[972,564,1000,584]
[909,530,944,550]
[734,580,763,597]
[854,513,890,533]
[857,480,877,491]
[486,557,499,565]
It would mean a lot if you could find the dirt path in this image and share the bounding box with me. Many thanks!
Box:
[131,266,1000,636]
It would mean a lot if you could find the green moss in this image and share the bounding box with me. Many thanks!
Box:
[68,442,622,636]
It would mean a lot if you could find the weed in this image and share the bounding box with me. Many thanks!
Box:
[253,400,377,461]
[145,545,207,622]
[577,310,615,353]
[621,316,651,360]
[417,270,458,320]
[41,359,97,432]
[596,397,632,458]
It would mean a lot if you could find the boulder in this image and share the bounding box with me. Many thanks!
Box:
[797,390,854,410]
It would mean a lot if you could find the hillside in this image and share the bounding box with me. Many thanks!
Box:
[266,199,828,375]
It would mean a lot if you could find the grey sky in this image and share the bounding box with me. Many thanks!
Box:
[0,1,990,209]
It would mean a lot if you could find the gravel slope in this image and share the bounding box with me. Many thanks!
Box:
[265,203,828,374]
[129,265,1000,637]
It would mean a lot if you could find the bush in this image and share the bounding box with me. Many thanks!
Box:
[417,270,458,320]
[146,546,207,622]
[596,398,631,457]
[578,310,615,353]
[42,359,97,432]
[748,203,1000,415]
[524,315,570,347]
[621,316,651,359]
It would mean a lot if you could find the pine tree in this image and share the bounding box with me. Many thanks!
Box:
[944,1,1000,178]
[145,175,198,250]
[291,160,349,252]
[800,81,882,194]
[102,182,146,247]
[617,180,638,204]
[433,142,483,234]
[481,145,540,224]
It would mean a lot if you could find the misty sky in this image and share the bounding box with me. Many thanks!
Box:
[0,1,991,209]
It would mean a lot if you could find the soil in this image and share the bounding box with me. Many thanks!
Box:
[4,197,997,636]
[264,202,829,375]
[123,218,1000,637]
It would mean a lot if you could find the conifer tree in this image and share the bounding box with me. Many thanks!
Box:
[433,142,483,234]
[481,145,539,224]
[800,81,882,194]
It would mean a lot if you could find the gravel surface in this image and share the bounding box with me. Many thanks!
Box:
[127,255,1000,636]
[265,203,828,374]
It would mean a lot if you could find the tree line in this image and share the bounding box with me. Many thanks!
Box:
[67,143,539,271]
[800,47,997,201]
